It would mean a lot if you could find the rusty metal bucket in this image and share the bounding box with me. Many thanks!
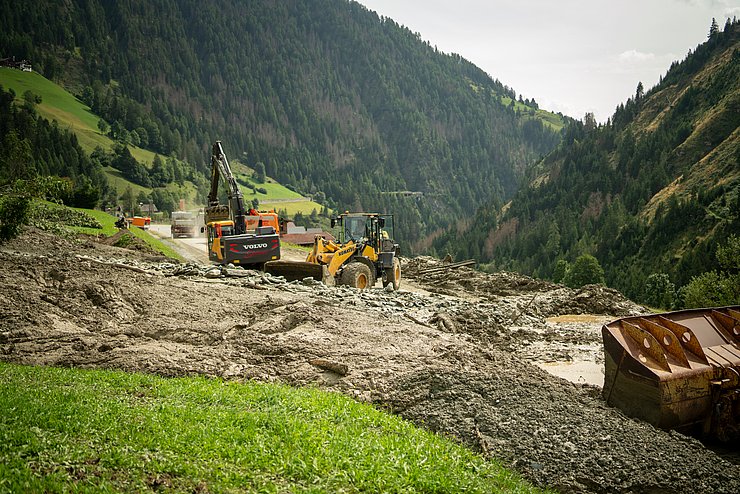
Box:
[602,306,740,442]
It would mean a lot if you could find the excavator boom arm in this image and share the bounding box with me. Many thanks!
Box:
[209,141,247,235]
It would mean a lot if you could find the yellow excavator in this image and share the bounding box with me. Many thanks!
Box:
[264,212,401,290]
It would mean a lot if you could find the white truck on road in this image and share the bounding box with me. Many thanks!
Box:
[170,211,197,238]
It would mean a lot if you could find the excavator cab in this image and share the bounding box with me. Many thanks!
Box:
[206,221,235,262]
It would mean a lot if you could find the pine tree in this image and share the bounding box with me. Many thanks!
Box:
[583,112,597,131]
[635,81,644,101]
[708,18,719,38]
[254,162,266,183]
[2,130,36,180]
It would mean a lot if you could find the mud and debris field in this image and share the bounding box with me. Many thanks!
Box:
[1,229,738,494]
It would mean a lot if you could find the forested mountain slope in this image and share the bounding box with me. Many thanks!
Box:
[436,19,740,304]
[0,0,563,248]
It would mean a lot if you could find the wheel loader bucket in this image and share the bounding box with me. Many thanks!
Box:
[263,260,333,285]
[602,306,740,442]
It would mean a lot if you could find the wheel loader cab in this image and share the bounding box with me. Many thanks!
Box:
[343,215,372,244]
[378,215,396,252]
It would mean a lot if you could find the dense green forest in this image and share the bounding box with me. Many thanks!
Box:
[0,84,109,207]
[435,19,740,307]
[0,0,564,248]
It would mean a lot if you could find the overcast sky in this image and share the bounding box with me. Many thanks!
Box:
[358,0,739,122]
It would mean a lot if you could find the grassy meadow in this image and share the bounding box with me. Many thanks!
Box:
[0,68,156,165]
[0,363,547,493]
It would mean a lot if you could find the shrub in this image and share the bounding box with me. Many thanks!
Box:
[12,176,73,203]
[679,235,740,308]
[28,202,102,229]
[563,254,605,288]
[643,273,676,309]
[563,254,604,288]
[679,271,740,308]
[0,194,31,243]
[113,232,135,248]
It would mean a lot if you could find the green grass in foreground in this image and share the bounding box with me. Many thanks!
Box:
[0,363,546,493]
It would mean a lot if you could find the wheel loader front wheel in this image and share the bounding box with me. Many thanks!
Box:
[383,257,401,291]
[340,262,373,290]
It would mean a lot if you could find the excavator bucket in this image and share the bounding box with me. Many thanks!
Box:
[602,306,740,442]
[263,260,332,285]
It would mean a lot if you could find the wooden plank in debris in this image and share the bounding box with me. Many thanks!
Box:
[416,259,476,275]
[75,255,155,275]
[309,358,348,376]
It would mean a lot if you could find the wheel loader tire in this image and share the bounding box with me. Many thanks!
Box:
[383,257,401,291]
[340,262,373,290]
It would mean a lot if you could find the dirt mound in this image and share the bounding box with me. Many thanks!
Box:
[386,365,734,494]
[0,230,737,494]
[94,229,169,258]
[403,256,644,319]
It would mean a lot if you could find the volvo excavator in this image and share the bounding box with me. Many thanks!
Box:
[204,142,280,266]
[265,212,401,290]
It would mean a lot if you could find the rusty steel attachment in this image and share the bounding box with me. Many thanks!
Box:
[602,306,740,442]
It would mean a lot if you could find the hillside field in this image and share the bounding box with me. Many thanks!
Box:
[0,67,156,165]
[1,68,327,218]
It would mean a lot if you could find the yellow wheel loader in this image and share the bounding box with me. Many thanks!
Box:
[264,212,401,290]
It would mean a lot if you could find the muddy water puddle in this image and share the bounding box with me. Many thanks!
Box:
[526,314,611,387]
[536,360,604,386]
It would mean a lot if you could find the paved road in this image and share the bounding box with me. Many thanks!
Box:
[147,223,308,264]
[148,223,208,263]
